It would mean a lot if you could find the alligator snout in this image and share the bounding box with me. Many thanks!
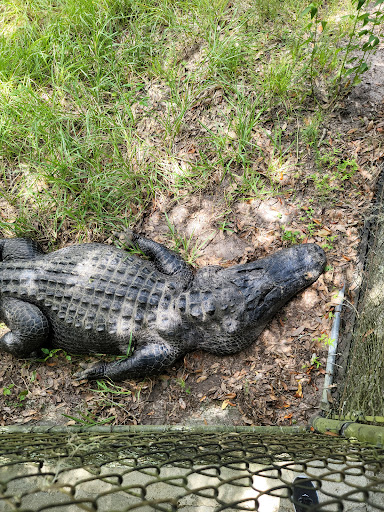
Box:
[286,243,326,280]
[220,243,326,312]
[260,243,326,292]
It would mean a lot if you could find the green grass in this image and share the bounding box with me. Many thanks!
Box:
[0,0,380,243]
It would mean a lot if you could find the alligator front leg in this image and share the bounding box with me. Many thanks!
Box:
[0,298,50,357]
[0,238,44,261]
[75,340,182,381]
[120,229,194,282]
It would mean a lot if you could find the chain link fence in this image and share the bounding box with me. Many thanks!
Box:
[329,169,384,423]
[1,425,384,511]
[335,210,384,421]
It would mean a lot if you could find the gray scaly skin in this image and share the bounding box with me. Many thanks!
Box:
[0,233,326,381]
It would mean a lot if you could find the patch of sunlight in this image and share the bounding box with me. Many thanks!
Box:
[267,157,295,187]
[0,11,25,39]
[252,198,290,224]
[0,80,13,95]
[367,278,384,307]
[159,157,192,187]
[16,164,49,200]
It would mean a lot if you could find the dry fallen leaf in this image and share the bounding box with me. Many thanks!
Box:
[222,399,230,410]
[295,381,303,398]
[314,228,332,237]
[291,326,305,337]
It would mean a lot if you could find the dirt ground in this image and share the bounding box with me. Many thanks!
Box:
[1,45,384,428]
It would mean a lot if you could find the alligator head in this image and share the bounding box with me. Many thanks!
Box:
[192,243,326,350]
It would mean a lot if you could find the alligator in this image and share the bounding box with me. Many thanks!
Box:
[0,233,326,381]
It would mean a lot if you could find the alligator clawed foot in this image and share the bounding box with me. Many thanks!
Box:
[73,363,105,381]
[113,228,135,247]
[73,368,90,381]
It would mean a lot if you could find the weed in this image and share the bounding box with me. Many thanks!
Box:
[230,92,264,164]
[114,333,134,360]
[318,146,342,167]
[176,378,191,394]
[313,148,358,198]
[41,348,72,362]
[302,353,322,370]
[299,0,384,99]
[240,164,279,199]
[157,75,197,146]
[90,380,133,416]
[2,383,29,407]
[2,383,15,396]
[336,159,358,181]
[92,381,131,396]
[281,226,303,245]
[62,411,116,426]
[302,112,323,147]
[300,2,328,96]
[321,234,337,251]
[18,389,28,403]
[165,213,210,265]
[310,172,334,197]
[300,206,318,234]
[336,0,384,92]
[133,383,144,403]
[318,148,358,182]
[264,53,303,106]
[316,333,335,347]
[218,215,235,234]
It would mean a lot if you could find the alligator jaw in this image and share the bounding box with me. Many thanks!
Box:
[219,243,326,322]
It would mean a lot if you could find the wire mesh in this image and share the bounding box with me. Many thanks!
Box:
[1,426,384,511]
[333,170,384,420]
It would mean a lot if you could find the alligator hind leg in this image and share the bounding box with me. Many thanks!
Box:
[119,229,193,281]
[0,298,50,357]
[0,238,44,261]
[75,338,181,381]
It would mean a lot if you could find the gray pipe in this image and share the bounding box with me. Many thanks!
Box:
[320,284,345,411]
